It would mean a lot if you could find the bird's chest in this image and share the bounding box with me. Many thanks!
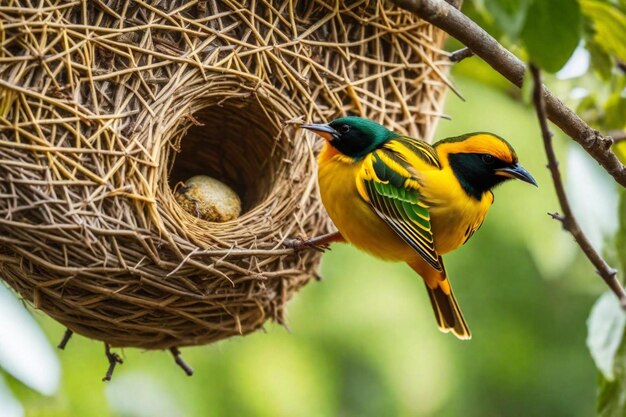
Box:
[317,155,412,261]
[423,172,493,254]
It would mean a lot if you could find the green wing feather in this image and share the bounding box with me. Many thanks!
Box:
[361,142,442,271]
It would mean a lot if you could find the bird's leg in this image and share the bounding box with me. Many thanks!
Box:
[170,347,194,376]
[102,343,123,382]
[285,231,345,252]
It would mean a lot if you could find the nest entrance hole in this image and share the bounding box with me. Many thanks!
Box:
[169,98,283,213]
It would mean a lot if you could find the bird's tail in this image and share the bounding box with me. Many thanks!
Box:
[410,259,471,340]
[425,281,471,340]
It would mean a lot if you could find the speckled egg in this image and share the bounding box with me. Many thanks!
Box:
[175,175,242,222]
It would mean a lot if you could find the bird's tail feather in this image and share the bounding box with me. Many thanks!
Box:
[409,257,471,340]
[425,282,471,340]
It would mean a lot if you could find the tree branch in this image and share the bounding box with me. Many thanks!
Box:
[530,65,626,307]
[608,130,626,144]
[390,0,626,188]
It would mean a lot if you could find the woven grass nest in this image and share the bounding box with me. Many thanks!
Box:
[0,1,451,351]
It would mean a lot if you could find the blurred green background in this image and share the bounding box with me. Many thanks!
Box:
[2,62,611,416]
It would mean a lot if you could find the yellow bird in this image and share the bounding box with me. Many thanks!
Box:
[302,116,536,340]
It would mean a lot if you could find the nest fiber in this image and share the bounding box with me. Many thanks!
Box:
[0,0,450,349]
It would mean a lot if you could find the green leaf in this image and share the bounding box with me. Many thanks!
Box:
[576,92,598,114]
[484,0,531,39]
[592,190,626,416]
[598,368,626,417]
[587,292,626,380]
[597,305,626,417]
[521,0,582,73]
[604,92,626,130]
[461,0,505,40]
[566,146,619,253]
[616,188,626,286]
[0,285,60,395]
[587,41,615,80]
[0,376,23,417]
[616,142,626,166]
[581,0,626,63]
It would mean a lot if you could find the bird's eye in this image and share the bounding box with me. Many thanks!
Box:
[338,125,350,134]
[482,154,495,164]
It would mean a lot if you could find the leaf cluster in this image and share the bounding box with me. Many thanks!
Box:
[466,0,626,75]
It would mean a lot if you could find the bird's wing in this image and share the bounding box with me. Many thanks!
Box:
[356,138,443,271]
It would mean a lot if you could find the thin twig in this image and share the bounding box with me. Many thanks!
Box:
[57,329,73,350]
[449,47,474,63]
[390,0,626,188]
[530,65,626,308]
[102,344,123,382]
[170,347,194,376]
[284,231,344,252]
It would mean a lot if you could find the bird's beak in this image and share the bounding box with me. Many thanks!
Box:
[495,163,538,187]
[301,123,338,141]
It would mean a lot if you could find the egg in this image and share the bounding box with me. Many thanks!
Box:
[175,175,242,222]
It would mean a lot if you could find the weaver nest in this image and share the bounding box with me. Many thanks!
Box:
[0,0,451,358]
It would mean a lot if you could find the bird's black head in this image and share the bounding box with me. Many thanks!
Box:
[435,133,537,200]
[301,116,397,158]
